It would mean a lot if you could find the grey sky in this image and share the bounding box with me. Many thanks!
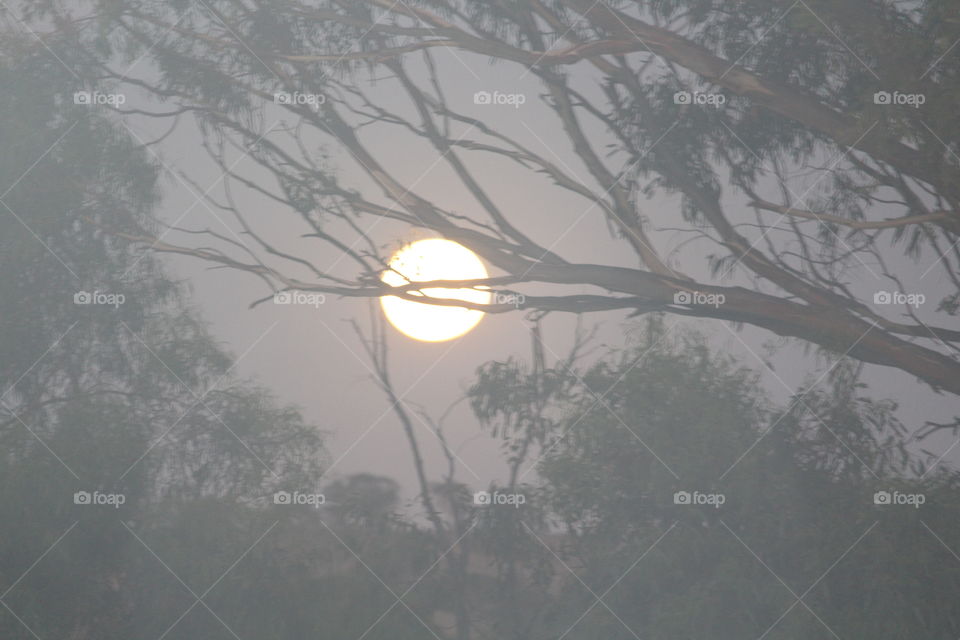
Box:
[121,44,960,499]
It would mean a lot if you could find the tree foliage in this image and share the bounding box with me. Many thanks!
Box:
[13,0,960,392]
[470,319,960,639]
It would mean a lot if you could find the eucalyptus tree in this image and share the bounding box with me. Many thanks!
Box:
[469,319,960,639]
[15,0,960,394]
[0,41,326,640]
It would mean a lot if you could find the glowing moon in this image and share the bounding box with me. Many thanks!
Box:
[380,239,490,342]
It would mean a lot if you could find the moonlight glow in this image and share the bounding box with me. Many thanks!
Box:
[380,239,490,342]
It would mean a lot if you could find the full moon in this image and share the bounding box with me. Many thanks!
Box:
[380,238,491,342]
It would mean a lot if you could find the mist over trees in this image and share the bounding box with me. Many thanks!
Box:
[469,319,960,638]
[18,0,960,392]
[1,1,959,639]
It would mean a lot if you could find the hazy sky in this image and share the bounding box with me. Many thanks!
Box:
[123,45,960,500]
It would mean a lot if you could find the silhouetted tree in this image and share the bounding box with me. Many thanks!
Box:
[16,0,960,392]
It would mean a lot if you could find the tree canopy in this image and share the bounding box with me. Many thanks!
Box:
[2,2,960,639]
[15,0,960,393]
